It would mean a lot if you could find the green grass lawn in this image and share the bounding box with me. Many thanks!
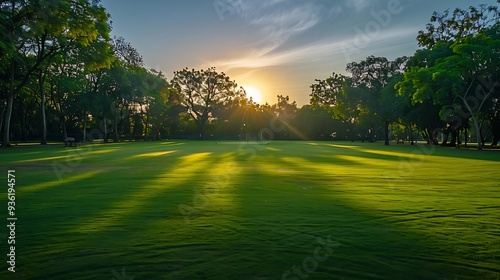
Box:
[0,141,499,280]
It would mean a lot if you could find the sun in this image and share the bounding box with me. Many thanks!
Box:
[243,86,262,104]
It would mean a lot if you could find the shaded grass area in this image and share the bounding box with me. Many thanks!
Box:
[0,141,499,279]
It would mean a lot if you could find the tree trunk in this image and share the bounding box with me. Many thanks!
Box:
[384,121,389,145]
[460,96,482,151]
[2,61,15,147]
[104,115,108,143]
[199,120,206,140]
[442,129,449,146]
[0,98,5,135]
[144,109,150,141]
[449,129,457,147]
[408,125,414,145]
[471,114,483,151]
[61,116,67,139]
[464,127,468,148]
[39,70,48,145]
[479,119,492,146]
[429,127,439,145]
[83,112,87,143]
[3,93,14,147]
[113,114,118,142]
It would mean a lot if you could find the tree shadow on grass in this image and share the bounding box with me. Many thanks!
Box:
[426,145,500,163]
[328,141,500,163]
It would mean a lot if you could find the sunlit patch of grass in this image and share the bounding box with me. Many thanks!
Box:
[161,141,186,146]
[86,148,118,155]
[15,154,78,163]
[327,143,361,149]
[334,154,378,165]
[128,150,177,158]
[21,170,103,193]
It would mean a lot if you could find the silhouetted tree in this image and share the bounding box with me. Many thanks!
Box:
[172,67,245,139]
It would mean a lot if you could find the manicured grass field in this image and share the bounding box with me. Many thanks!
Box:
[0,141,499,279]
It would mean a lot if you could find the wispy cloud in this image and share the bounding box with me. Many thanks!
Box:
[208,0,327,71]
[230,0,322,52]
[209,0,412,72]
[212,27,416,70]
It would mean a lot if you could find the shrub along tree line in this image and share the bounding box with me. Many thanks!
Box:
[1,2,499,147]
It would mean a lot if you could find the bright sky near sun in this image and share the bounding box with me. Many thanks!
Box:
[101,0,498,105]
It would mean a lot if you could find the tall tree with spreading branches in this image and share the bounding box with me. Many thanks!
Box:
[172,67,245,139]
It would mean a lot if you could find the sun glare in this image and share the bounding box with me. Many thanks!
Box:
[243,86,262,104]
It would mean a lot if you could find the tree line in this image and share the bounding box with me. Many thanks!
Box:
[1,1,499,149]
[312,3,500,150]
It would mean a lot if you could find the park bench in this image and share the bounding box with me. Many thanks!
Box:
[63,137,78,147]
[396,139,405,144]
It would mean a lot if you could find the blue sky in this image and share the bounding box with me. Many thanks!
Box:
[101,0,498,105]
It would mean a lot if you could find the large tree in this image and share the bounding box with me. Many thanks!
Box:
[171,67,245,139]
[346,56,408,145]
